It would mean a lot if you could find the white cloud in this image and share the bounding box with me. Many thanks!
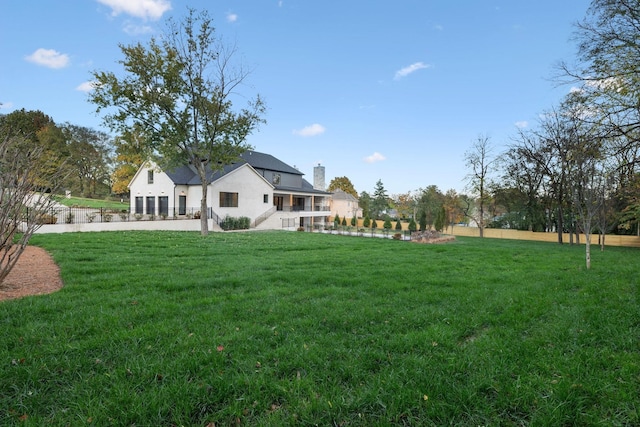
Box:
[97,0,171,20]
[226,12,238,23]
[25,48,70,69]
[123,22,154,35]
[394,62,431,80]
[364,152,386,163]
[293,123,326,137]
[514,121,528,129]
[76,81,97,93]
[0,101,14,110]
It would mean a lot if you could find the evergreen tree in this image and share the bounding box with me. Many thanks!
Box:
[434,206,446,232]
[383,216,392,230]
[418,210,427,231]
[371,179,390,219]
[408,218,417,232]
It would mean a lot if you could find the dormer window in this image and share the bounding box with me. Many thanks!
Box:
[272,173,281,185]
[148,170,154,184]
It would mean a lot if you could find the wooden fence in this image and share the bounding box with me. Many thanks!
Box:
[446,226,640,248]
[331,217,640,248]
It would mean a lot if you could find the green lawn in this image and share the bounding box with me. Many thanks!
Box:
[54,195,128,210]
[1,231,638,426]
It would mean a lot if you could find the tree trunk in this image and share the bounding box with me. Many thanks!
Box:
[196,163,209,236]
[585,233,591,270]
[479,199,485,238]
[200,181,209,236]
[556,204,564,244]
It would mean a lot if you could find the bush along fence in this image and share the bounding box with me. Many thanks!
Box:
[29,206,220,225]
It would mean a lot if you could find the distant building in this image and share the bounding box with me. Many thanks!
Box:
[330,189,362,219]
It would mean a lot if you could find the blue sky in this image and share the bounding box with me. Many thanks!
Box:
[1,0,592,196]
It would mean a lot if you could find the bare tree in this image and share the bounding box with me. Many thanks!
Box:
[570,139,605,269]
[0,132,67,286]
[464,135,495,237]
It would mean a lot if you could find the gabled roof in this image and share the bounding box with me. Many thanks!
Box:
[162,150,305,186]
[331,189,358,201]
[240,151,302,175]
[164,161,248,186]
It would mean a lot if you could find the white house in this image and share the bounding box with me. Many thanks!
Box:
[128,151,332,230]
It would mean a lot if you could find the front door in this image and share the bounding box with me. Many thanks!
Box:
[159,196,169,216]
[274,196,284,211]
[178,195,186,215]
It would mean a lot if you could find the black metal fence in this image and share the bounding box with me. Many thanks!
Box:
[36,206,217,225]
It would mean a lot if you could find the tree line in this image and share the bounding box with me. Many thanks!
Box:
[333,0,640,255]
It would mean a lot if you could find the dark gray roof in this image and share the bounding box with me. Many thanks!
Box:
[163,151,304,185]
[164,164,196,185]
[274,178,330,195]
[240,151,302,175]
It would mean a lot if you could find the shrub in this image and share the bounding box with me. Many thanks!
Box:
[65,212,74,224]
[408,218,417,232]
[363,216,371,228]
[221,215,251,231]
[393,233,402,240]
[383,217,392,230]
[38,214,57,224]
[86,213,96,223]
[119,213,129,221]
[103,213,113,222]
[350,216,357,227]
[395,220,402,231]
[134,214,143,221]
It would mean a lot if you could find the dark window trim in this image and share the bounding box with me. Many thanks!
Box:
[220,192,239,208]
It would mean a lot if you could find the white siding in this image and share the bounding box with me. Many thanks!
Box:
[210,164,273,221]
[129,163,177,216]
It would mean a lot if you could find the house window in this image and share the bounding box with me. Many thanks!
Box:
[147,170,154,184]
[263,194,269,203]
[272,173,281,185]
[220,192,238,208]
[135,197,143,214]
